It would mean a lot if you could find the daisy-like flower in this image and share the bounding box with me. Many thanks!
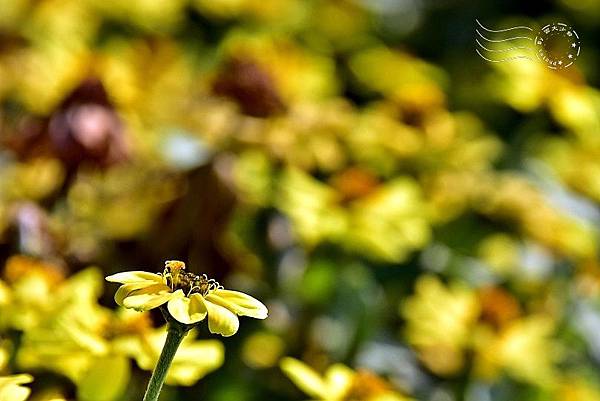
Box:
[105,261,267,337]
[280,357,413,401]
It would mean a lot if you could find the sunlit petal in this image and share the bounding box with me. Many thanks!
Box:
[167,293,208,324]
[200,297,240,337]
[114,282,158,306]
[280,358,328,399]
[325,364,355,399]
[105,271,164,285]
[206,290,268,319]
[0,374,33,401]
[122,284,173,310]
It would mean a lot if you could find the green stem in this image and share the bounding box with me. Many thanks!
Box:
[142,321,190,401]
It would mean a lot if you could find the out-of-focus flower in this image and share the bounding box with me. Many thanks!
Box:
[1,259,153,401]
[539,136,600,204]
[213,57,285,117]
[47,78,129,168]
[113,326,224,386]
[276,167,346,247]
[4,260,106,332]
[86,0,187,32]
[473,315,560,387]
[477,234,521,277]
[11,265,114,384]
[6,79,129,169]
[348,46,446,109]
[241,331,285,369]
[16,313,110,383]
[477,286,521,330]
[106,260,268,336]
[280,357,412,401]
[347,177,430,261]
[0,375,32,401]
[0,158,64,202]
[220,32,339,103]
[400,275,480,375]
[0,255,66,330]
[192,0,307,27]
[1,257,115,384]
[276,169,430,262]
[54,164,182,260]
[476,174,597,259]
[69,167,178,232]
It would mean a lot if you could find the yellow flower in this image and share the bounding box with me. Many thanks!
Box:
[400,275,480,376]
[280,357,412,401]
[473,315,560,387]
[113,326,224,386]
[0,374,33,401]
[105,260,268,336]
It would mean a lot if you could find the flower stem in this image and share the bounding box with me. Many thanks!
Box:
[142,321,190,401]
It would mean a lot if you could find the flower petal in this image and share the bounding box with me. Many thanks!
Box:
[325,364,355,399]
[200,297,240,337]
[106,271,164,285]
[0,374,33,401]
[114,282,159,306]
[0,374,33,385]
[122,284,174,311]
[167,294,208,324]
[206,289,268,319]
[280,358,328,400]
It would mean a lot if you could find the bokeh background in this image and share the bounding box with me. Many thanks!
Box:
[2,0,600,400]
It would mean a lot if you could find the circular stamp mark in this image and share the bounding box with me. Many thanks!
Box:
[534,23,580,69]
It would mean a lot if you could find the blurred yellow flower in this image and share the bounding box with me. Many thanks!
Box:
[0,374,33,401]
[347,178,430,261]
[276,169,430,262]
[106,260,268,336]
[16,313,110,383]
[0,256,108,332]
[473,315,560,387]
[477,234,521,276]
[276,167,347,247]
[241,331,285,369]
[349,46,446,107]
[280,357,411,401]
[400,275,480,375]
[113,326,224,386]
[220,32,339,103]
[0,158,65,202]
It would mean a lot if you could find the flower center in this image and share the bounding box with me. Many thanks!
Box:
[161,260,222,296]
